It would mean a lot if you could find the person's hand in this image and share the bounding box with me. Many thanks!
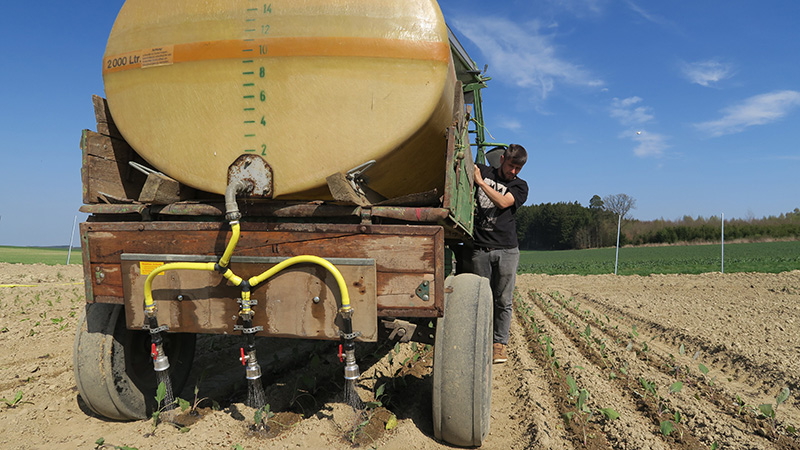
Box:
[474,165,483,187]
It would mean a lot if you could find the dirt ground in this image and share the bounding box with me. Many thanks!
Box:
[1,262,799,449]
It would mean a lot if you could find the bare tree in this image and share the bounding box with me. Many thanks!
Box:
[602,193,637,220]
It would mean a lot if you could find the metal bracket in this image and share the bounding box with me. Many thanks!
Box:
[144,324,169,334]
[381,319,418,343]
[326,160,386,206]
[415,280,430,301]
[234,325,264,334]
[346,160,375,196]
[339,330,362,340]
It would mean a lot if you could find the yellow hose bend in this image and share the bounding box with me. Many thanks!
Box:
[218,221,241,268]
[248,255,352,313]
[143,262,217,313]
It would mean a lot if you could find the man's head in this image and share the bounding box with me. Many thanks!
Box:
[499,144,527,181]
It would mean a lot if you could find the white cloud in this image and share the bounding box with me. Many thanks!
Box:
[623,0,679,30]
[695,90,800,136]
[680,59,734,87]
[620,130,669,157]
[451,16,604,101]
[497,118,522,131]
[610,96,654,125]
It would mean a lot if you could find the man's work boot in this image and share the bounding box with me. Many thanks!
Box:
[492,343,507,364]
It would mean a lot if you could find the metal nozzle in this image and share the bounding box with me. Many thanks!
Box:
[152,344,170,372]
[343,349,359,380]
[245,359,262,380]
[242,349,262,380]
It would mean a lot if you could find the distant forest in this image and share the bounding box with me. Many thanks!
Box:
[516,197,800,250]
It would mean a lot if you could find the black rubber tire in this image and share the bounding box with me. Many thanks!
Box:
[432,273,493,447]
[73,303,196,420]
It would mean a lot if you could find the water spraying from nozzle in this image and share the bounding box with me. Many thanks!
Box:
[239,307,266,409]
[339,307,364,410]
[147,315,175,412]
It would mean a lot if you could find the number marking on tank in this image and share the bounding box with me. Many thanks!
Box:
[242,3,272,155]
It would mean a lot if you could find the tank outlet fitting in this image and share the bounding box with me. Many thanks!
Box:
[151,343,170,372]
[343,349,360,380]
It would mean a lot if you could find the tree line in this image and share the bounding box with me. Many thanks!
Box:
[515,195,800,250]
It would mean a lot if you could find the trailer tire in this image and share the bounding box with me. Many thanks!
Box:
[73,303,196,420]
[432,273,492,447]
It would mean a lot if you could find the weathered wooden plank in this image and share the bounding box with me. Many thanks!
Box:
[89,263,123,298]
[81,130,148,203]
[82,222,444,318]
[92,95,123,139]
[375,272,436,309]
[84,224,437,272]
[138,172,195,204]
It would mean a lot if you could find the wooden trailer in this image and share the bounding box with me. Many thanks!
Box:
[75,29,499,447]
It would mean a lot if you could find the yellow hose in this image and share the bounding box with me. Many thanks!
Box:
[219,221,241,268]
[143,256,350,315]
[142,216,349,317]
[143,262,217,314]
[248,255,352,313]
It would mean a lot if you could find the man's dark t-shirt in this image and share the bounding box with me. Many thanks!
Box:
[473,163,529,249]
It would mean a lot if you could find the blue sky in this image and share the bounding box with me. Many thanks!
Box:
[2,1,798,246]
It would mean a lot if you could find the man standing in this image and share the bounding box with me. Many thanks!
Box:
[471,144,528,364]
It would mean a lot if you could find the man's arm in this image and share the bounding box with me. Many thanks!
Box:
[474,165,515,209]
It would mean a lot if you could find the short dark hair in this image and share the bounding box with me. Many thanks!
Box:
[504,144,527,165]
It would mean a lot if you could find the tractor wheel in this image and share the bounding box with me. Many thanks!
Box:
[432,273,493,446]
[73,302,196,420]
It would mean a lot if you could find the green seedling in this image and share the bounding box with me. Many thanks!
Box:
[1,390,32,408]
[177,386,208,415]
[660,419,675,436]
[563,387,619,447]
[254,404,274,430]
[735,395,754,416]
[599,407,620,421]
[566,376,578,398]
[150,382,177,434]
[581,324,592,345]
[759,387,791,438]
[365,383,386,409]
[94,437,138,450]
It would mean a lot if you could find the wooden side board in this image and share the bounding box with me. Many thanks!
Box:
[81,221,445,340]
[122,256,379,341]
[81,129,148,203]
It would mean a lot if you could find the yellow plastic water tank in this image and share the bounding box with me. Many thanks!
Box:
[103,0,456,200]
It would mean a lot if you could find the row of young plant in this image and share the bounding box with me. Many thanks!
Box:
[142,340,431,449]
[513,291,619,448]
[532,289,797,448]
[7,287,82,337]
[524,290,714,448]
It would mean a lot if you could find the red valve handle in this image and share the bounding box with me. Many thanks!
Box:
[240,347,246,365]
[151,343,158,360]
[338,344,344,363]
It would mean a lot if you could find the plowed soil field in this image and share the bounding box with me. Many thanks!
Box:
[1,263,798,449]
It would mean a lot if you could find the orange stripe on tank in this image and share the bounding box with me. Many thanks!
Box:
[103,37,450,75]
